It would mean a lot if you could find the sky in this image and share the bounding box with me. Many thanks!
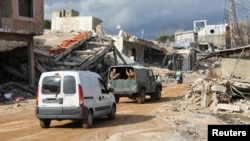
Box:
[44,0,250,40]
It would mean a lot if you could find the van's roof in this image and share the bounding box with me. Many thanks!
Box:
[42,70,101,78]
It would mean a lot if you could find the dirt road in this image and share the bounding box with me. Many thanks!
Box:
[0,79,248,141]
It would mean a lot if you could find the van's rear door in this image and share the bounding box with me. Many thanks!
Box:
[38,71,63,115]
[61,71,79,115]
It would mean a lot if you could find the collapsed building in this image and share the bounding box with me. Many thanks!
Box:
[185,42,250,113]
[157,19,250,112]
[0,8,167,101]
[160,20,228,71]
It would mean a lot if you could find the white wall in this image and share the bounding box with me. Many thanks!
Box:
[112,36,124,52]
[51,16,101,32]
[175,32,195,42]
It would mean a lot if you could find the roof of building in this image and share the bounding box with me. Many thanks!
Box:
[198,45,250,61]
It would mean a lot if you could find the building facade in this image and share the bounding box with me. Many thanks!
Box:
[0,0,44,85]
[0,0,44,35]
[51,9,102,33]
[194,20,227,48]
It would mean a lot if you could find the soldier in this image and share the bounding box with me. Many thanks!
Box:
[126,68,135,80]
[110,68,120,80]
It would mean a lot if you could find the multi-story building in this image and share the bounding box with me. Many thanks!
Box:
[0,0,44,85]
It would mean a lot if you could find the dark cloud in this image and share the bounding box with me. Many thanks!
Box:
[44,0,249,39]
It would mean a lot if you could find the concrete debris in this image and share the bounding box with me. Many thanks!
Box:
[0,82,34,104]
[0,31,130,97]
[186,70,250,113]
[216,103,241,112]
[211,85,227,93]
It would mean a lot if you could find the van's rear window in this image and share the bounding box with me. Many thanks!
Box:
[63,76,76,94]
[42,76,61,94]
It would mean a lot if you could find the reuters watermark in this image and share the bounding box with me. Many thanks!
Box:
[208,125,250,140]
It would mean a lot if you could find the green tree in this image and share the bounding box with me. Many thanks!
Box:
[44,19,51,29]
[156,35,175,43]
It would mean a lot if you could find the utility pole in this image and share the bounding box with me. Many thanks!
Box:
[229,0,236,48]
[244,15,249,45]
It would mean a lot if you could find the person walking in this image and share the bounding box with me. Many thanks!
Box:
[176,69,183,84]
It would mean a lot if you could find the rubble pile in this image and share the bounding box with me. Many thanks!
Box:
[34,31,115,75]
[186,74,250,113]
[0,31,127,100]
[0,82,34,103]
[149,66,206,84]
[149,66,175,82]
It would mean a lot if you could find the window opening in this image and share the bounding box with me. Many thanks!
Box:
[18,0,33,18]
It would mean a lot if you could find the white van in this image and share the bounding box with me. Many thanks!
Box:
[35,70,116,128]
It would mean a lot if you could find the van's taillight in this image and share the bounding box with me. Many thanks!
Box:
[78,84,84,107]
[35,86,39,106]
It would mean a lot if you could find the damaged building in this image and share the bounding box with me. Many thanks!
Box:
[51,9,103,33]
[0,8,167,100]
[185,43,250,113]
[0,0,44,85]
[161,19,228,71]
[111,28,166,66]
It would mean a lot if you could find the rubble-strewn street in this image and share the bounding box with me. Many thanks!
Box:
[0,68,250,141]
[1,1,250,141]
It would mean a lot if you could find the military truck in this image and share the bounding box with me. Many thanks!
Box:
[107,65,162,104]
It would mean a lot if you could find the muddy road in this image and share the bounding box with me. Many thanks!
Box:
[0,80,248,141]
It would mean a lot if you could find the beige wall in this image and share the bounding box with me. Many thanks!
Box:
[175,32,195,42]
[222,58,250,78]
[0,0,44,35]
[51,16,102,32]
[112,36,124,52]
[198,35,226,47]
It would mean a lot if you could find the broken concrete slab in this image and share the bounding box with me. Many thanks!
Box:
[216,103,241,112]
[211,85,227,93]
[201,91,213,108]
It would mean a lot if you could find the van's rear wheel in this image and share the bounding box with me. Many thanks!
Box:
[108,105,116,120]
[115,95,120,103]
[138,89,146,104]
[82,110,93,128]
[39,119,51,128]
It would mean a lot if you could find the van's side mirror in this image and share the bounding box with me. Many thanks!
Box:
[108,87,114,92]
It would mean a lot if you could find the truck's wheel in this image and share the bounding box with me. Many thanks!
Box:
[83,110,93,128]
[108,105,116,120]
[156,87,161,100]
[138,89,146,104]
[115,95,120,103]
[40,119,51,128]
[150,93,156,100]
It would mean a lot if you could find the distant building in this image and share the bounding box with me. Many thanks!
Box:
[172,30,196,48]
[111,28,165,65]
[194,20,228,48]
[52,9,79,17]
[51,9,102,33]
[173,20,228,49]
[166,20,228,71]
